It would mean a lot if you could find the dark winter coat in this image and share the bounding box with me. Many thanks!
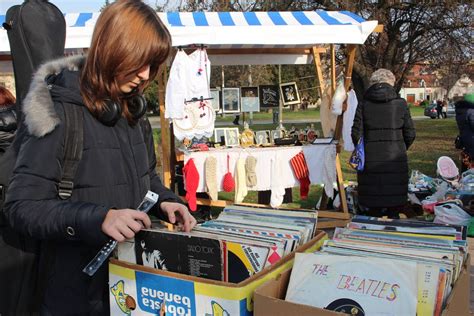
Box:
[351,83,416,208]
[4,56,181,315]
[455,99,474,158]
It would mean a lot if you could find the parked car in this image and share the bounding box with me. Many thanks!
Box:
[424,104,438,119]
[447,102,455,116]
[424,103,455,119]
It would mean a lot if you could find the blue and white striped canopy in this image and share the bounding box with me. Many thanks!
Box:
[0,11,377,53]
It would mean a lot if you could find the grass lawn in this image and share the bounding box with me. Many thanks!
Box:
[216,108,321,122]
[212,106,425,123]
[153,116,458,209]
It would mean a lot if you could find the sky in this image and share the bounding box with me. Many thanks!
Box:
[0,0,168,14]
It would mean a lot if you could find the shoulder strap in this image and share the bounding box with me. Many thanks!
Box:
[58,103,83,200]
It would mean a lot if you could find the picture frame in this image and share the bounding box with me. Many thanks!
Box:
[224,128,240,147]
[222,88,240,113]
[280,82,300,106]
[258,85,280,108]
[240,87,260,113]
[270,130,281,143]
[214,128,226,144]
[255,130,270,145]
[240,128,255,147]
[210,88,221,112]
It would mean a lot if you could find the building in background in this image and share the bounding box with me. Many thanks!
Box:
[448,74,472,101]
[399,63,447,105]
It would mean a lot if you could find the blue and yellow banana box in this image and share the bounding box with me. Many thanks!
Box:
[109,231,327,316]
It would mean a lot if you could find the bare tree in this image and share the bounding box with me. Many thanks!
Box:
[181,0,472,98]
[309,1,473,96]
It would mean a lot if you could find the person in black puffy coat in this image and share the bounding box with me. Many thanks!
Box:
[455,88,474,171]
[3,1,196,315]
[351,69,416,217]
[0,86,17,154]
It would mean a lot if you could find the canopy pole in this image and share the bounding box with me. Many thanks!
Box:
[311,46,329,210]
[333,44,357,215]
[330,44,336,96]
[157,64,172,189]
[311,47,325,98]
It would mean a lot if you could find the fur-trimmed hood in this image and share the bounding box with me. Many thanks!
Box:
[23,55,85,137]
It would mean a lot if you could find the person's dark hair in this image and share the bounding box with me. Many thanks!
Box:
[80,0,171,124]
[0,86,16,108]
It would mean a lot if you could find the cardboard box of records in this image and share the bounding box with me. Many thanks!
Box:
[109,205,326,316]
[254,216,470,316]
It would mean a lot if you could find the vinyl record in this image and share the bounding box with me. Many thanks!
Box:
[326,298,365,315]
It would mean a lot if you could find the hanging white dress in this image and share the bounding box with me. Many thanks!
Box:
[165,49,211,119]
[343,89,358,152]
[166,49,215,140]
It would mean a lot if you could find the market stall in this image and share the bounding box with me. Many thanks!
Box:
[154,11,382,226]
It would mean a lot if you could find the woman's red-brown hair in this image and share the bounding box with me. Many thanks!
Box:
[0,86,16,108]
[80,0,171,124]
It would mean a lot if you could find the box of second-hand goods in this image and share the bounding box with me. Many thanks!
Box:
[253,256,470,316]
[109,231,327,315]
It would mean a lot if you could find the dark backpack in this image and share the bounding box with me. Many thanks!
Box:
[0,103,83,315]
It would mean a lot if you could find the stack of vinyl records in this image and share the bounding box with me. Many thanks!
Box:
[285,215,467,316]
[133,205,318,283]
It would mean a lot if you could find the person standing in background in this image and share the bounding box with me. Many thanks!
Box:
[233,114,240,125]
[436,99,443,119]
[442,99,448,119]
[0,87,17,154]
[351,69,416,218]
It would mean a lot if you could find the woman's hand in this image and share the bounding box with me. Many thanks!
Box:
[160,202,197,232]
[101,209,151,242]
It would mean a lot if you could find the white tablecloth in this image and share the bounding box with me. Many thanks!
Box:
[183,145,336,194]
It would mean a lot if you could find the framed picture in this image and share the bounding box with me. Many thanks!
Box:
[280,82,300,106]
[210,88,221,112]
[240,129,255,147]
[241,87,260,113]
[214,128,226,144]
[255,130,270,145]
[259,85,279,108]
[222,88,240,113]
[225,128,240,147]
[270,130,281,143]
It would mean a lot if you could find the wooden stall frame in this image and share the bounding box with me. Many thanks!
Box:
[158,25,383,228]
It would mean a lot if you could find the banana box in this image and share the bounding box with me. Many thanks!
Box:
[109,231,327,316]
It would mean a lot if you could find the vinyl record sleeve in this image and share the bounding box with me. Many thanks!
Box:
[223,241,269,283]
[286,253,418,316]
[135,229,223,281]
